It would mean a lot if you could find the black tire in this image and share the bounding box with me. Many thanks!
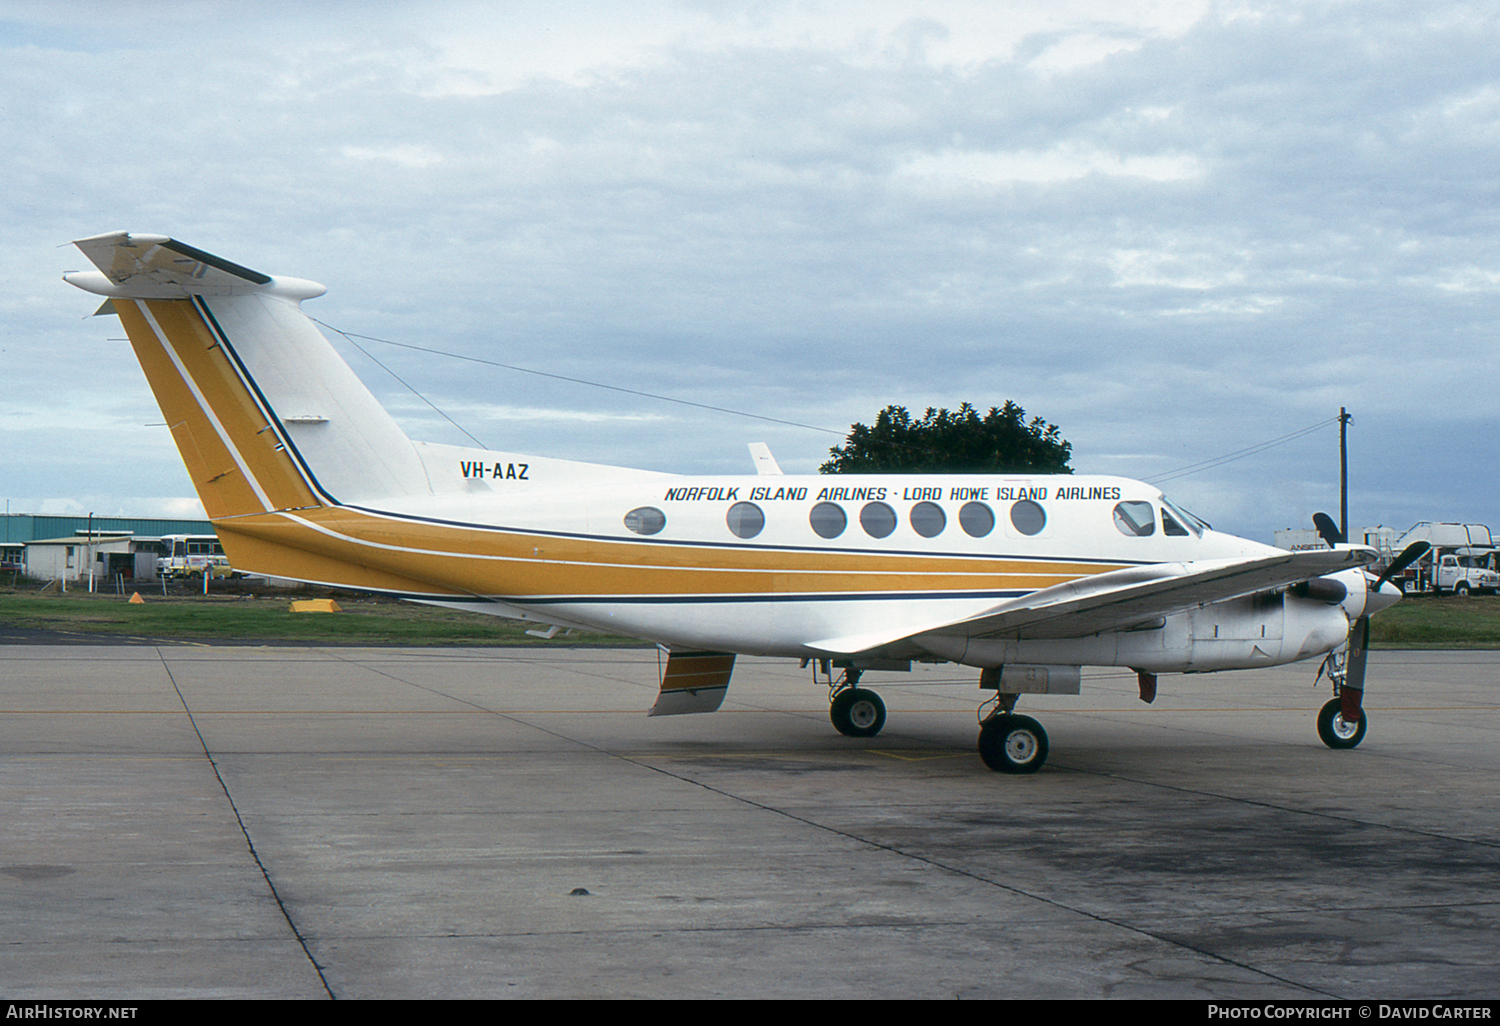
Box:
[1456,582,1471,597]
[978,714,1049,774]
[830,688,886,738]
[1316,697,1367,750]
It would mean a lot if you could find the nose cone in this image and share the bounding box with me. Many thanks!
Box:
[1364,577,1403,617]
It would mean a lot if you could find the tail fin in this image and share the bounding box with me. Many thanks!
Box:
[65,232,429,519]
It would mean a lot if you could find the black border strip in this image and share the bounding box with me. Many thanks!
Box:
[163,238,273,284]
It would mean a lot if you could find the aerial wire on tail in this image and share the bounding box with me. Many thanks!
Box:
[316,319,1344,484]
[314,319,847,440]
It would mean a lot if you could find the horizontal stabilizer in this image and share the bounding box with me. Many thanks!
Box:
[64,231,324,301]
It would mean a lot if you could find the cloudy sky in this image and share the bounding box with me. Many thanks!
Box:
[3,0,1496,543]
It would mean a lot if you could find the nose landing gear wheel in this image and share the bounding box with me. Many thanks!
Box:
[830,688,886,738]
[1316,697,1367,749]
[978,714,1049,774]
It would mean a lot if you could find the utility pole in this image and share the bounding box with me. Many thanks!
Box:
[1339,408,1351,544]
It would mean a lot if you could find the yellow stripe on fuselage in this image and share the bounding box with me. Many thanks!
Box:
[215,505,1129,599]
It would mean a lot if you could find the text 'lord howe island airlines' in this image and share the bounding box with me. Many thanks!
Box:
[64,231,1425,774]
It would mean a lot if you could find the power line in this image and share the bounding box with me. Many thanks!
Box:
[322,325,490,449]
[1147,417,1339,485]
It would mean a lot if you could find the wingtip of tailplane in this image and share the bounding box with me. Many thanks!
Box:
[64,231,326,302]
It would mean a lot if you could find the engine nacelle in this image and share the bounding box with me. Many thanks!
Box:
[916,589,1352,674]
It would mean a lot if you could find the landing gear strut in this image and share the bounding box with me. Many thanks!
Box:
[826,667,886,738]
[1315,639,1369,751]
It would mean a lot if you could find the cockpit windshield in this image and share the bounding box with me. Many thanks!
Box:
[1160,495,1210,536]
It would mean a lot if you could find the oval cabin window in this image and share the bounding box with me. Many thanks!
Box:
[623,507,666,536]
[809,502,847,539]
[726,502,765,539]
[909,501,946,538]
[1009,499,1046,536]
[959,501,995,538]
[860,501,897,539]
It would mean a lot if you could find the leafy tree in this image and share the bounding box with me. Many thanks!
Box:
[819,401,1072,475]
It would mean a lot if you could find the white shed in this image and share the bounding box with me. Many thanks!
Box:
[24,533,141,585]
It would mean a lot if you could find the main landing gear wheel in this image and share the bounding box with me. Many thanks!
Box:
[830,688,886,738]
[978,714,1049,774]
[1317,698,1367,750]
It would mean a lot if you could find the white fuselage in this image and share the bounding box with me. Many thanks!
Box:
[323,456,1364,672]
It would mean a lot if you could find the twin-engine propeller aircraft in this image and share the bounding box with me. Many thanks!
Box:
[65,231,1421,774]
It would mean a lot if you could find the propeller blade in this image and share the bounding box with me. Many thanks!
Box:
[1375,541,1431,590]
[1312,512,1344,547]
[1341,615,1370,722]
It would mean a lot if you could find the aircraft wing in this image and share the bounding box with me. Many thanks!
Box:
[809,547,1375,654]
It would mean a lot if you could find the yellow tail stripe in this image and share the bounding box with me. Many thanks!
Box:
[117,299,320,518]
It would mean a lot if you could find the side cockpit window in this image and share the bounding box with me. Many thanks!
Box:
[1162,508,1190,536]
[1113,501,1156,537]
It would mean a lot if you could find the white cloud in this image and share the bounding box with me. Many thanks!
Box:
[898,145,1203,186]
[415,0,1212,92]
[340,144,446,169]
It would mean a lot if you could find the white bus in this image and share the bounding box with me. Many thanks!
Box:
[155,534,238,580]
